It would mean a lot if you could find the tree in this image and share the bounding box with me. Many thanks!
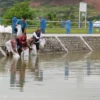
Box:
[47,12,57,21]
[3,2,34,19]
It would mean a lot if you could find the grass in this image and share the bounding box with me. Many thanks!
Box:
[27,27,100,34]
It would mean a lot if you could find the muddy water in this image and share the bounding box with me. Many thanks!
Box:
[0,52,100,100]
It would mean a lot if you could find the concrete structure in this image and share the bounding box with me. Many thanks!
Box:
[38,34,100,53]
[28,34,100,53]
[0,32,12,56]
[0,33,100,56]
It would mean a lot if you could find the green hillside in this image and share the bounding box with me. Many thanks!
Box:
[0,0,27,7]
[0,0,27,15]
[0,0,100,21]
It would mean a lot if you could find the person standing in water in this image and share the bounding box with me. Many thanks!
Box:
[33,29,42,53]
[5,36,18,57]
[16,33,33,55]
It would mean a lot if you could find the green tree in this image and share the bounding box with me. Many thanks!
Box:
[47,12,57,21]
[3,2,34,19]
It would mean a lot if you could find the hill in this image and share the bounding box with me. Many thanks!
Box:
[0,0,27,15]
[30,0,80,6]
[84,0,100,11]
[30,0,100,11]
[0,0,100,20]
[0,0,26,7]
[0,0,100,11]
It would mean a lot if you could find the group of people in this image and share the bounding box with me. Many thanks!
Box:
[5,16,42,57]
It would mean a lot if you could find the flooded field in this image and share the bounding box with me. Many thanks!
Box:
[0,52,100,100]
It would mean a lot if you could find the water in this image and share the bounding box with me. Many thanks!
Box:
[0,52,100,100]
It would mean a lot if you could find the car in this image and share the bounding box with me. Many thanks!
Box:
[93,21,100,28]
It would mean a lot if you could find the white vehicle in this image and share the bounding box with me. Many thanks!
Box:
[93,21,100,28]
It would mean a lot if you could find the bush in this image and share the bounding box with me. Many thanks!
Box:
[3,2,34,24]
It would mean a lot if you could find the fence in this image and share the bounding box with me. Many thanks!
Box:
[0,18,100,34]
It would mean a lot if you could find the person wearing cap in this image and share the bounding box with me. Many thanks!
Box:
[16,16,27,34]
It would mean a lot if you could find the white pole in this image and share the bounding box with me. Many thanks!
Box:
[85,12,87,28]
[79,10,81,28]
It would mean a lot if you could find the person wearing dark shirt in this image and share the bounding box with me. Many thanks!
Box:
[16,38,22,55]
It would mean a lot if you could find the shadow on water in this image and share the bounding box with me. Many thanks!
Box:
[0,51,100,92]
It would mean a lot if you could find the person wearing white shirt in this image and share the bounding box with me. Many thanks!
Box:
[32,29,42,53]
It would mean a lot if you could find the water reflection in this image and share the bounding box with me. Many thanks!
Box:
[10,59,17,87]
[34,56,40,81]
[0,52,100,94]
[9,55,44,92]
[29,56,43,81]
[87,60,91,75]
[10,57,26,92]
[65,62,69,80]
